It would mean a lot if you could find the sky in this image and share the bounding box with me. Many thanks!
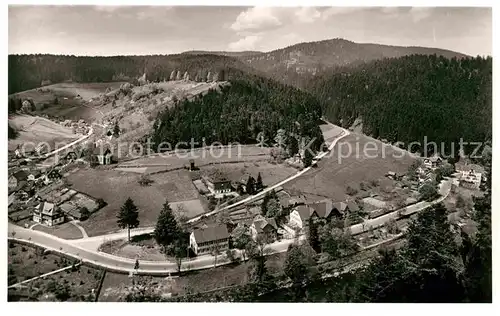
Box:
[8,6,492,56]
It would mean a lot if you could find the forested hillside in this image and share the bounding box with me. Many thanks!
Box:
[310,54,492,156]
[240,38,467,88]
[150,76,325,153]
[8,54,259,94]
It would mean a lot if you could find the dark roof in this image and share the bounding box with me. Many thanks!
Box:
[295,205,316,221]
[206,169,229,182]
[193,224,230,244]
[30,169,42,177]
[309,199,335,218]
[12,170,28,181]
[253,218,278,233]
[346,201,359,212]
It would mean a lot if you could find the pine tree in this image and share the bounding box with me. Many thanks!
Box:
[154,200,181,249]
[117,198,140,241]
[256,172,263,191]
[302,148,314,167]
[113,122,120,137]
[246,176,255,195]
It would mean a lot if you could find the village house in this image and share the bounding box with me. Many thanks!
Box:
[250,217,278,243]
[203,170,233,195]
[33,201,65,226]
[93,146,113,165]
[27,169,42,182]
[459,169,482,190]
[8,170,28,191]
[288,205,318,231]
[423,154,443,169]
[63,150,79,162]
[189,224,230,255]
[279,195,307,209]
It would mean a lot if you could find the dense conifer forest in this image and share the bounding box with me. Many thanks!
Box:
[309,54,492,156]
[150,76,325,152]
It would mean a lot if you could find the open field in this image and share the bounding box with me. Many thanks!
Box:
[8,114,79,151]
[116,145,272,172]
[98,252,287,301]
[67,167,205,236]
[8,242,62,285]
[283,132,416,201]
[200,161,297,187]
[8,242,103,302]
[94,81,222,143]
[32,222,83,240]
[11,82,126,121]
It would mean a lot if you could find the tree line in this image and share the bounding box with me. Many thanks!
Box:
[8,53,260,94]
[308,54,492,157]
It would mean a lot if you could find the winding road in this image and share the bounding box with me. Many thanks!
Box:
[8,119,456,274]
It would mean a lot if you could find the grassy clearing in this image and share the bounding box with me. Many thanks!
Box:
[8,241,104,302]
[32,222,83,240]
[99,236,166,261]
[68,167,205,236]
[8,242,62,285]
[8,114,79,151]
[283,132,416,201]
[200,161,297,186]
[117,145,271,170]
[11,82,125,121]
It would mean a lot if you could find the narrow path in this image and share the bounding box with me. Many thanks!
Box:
[8,263,81,289]
[70,220,89,238]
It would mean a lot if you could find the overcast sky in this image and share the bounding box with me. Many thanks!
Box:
[8,6,492,56]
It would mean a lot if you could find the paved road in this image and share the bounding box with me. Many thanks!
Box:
[7,118,455,274]
[186,122,351,223]
[8,223,302,274]
[42,126,94,159]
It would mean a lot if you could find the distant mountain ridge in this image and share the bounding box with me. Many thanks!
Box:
[182,38,469,87]
[182,50,263,58]
[9,38,469,94]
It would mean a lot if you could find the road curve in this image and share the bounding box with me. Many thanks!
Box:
[7,118,455,274]
[42,126,94,159]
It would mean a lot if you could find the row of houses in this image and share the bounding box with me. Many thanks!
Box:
[188,198,361,256]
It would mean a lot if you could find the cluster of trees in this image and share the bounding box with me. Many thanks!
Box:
[116,197,189,273]
[8,54,258,94]
[243,173,264,195]
[154,201,190,272]
[310,55,492,157]
[150,76,325,156]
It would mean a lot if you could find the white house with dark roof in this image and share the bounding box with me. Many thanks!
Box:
[189,224,230,255]
[423,154,443,169]
[288,205,318,230]
[33,201,65,226]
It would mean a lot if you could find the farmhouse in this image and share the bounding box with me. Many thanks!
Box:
[93,147,113,165]
[189,224,230,255]
[8,170,28,190]
[459,169,482,190]
[423,154,443,169]
[203,170,233,195]
[27,170,42,181]
[288,205,318,230]
[33,201,65,226]
[279,195,307,209]
[250,217,278,243]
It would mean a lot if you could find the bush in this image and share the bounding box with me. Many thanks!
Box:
[21,247,27,252]
[346,186,358,196]
[79,207,90,221]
